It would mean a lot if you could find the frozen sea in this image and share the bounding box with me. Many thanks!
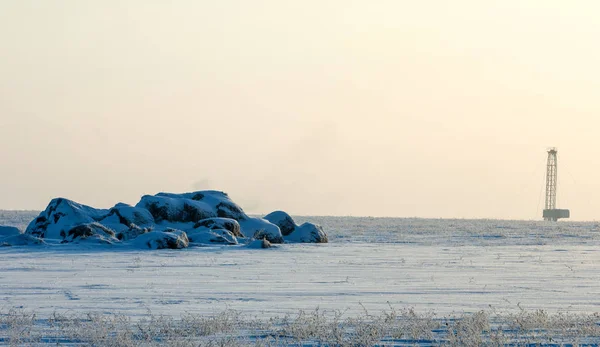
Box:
[2,212,600,321]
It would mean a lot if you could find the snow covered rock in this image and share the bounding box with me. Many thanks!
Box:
[23,190,323,247]
[99,203,154,232]
[131,229,189,249]
[70,234,116,245]
[0,226,21,238]
[262,211,296,236]
[187,228,238,245]
[193,218,242,237]
[137,191,284,243]
[116,225,151,241]
[264,211,328,243]
[63,222,117,243]
[240,218,284,244]
[246,238,272,249]
[187,217,242,244]
[136,194,216,224]
[152,191,248,220]
[25,198,108,240]
[1,226,45,246]
[289,223,328,243]
[1,233,45,246]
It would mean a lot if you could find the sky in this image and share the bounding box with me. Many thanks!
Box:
[1,1,599,220]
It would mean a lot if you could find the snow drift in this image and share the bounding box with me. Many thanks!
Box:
[0,225,21,238]
[24,191,327,248]
[1,225,45,246]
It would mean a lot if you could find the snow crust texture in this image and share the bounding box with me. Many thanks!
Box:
[22,191,326,248]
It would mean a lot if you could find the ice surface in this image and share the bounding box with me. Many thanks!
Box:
[2,215,600,321]
[0,210,46,231]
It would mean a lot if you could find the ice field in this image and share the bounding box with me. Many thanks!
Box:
[2,213,600,345]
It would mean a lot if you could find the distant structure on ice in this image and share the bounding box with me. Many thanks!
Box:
[543,148,570,221]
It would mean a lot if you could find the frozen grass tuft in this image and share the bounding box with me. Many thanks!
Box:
[1,306,600,346]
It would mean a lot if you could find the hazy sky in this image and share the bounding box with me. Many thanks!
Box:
[1,1,599,220]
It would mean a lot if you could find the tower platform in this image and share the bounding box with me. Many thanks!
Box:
[543,209,570,222]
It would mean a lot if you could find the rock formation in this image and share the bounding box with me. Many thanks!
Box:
[23,191,326,248]
[264,211,328,243]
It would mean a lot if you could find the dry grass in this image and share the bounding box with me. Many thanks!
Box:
[1,306,600,346]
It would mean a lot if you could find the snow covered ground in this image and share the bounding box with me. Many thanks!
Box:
[2,239,600,318]
[2,212,600,344]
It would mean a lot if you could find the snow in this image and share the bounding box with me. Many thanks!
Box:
[1,225,45,246]
[0,233,45,246]
[0,225,21,238]
[246,238,274,249]
[2,216,600,321]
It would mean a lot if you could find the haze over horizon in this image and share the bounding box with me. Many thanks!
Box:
[1,1,599,221]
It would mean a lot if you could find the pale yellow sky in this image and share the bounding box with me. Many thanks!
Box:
[1,1,599,220]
